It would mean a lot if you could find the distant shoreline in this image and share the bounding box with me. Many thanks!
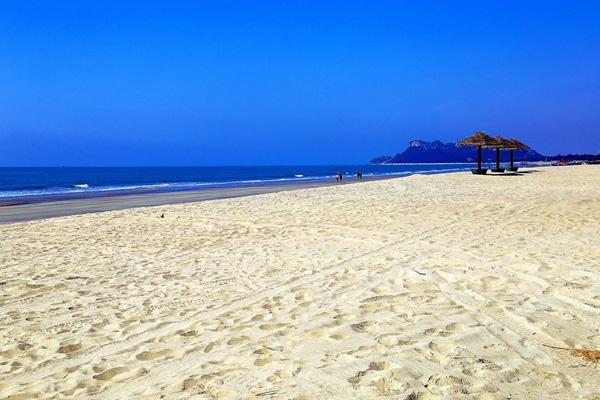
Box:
[0,164,474,206]
[0,173,403,224]
[0,165,561,224]
[0,165,492,224]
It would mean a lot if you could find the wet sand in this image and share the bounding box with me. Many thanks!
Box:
[1,166,600,399]
[0,180,350,225]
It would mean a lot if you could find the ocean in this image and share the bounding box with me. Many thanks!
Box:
[0,164,473,200]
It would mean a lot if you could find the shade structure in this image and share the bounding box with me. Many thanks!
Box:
[456,131,502,148]
[490,136,517,173]
[502,138,529,150]
[457,132,503,174]
[501,138,529,171]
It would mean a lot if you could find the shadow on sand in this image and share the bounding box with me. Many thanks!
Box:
[487,172,523,177]
[485,169,543,177]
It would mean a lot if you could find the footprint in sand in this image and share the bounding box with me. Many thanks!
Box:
[351,321,377,333]
[249,313,265,322]
[57,343,82,354]
[259,323,287,330]
[93,366,129,381]
[229,325,252,332]
[227,336,250,345]
[204,341,225,353]
[178,329,199,337]
[135,349,175,361]
[377,334,402,347]
[254,357,276,366]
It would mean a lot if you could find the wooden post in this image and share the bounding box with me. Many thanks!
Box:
[496,148,500,170]
[477,145,482,171]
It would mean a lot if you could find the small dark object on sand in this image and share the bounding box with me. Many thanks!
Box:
[161,213,165,218]
[404,392,421,400]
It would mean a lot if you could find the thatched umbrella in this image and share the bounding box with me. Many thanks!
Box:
[502,138,529,171]
[457,132,502,174]
[489,136,516,173]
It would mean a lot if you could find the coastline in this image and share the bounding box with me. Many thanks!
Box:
[0,164,476,206]
[0,170,454,224]
[0,180,339,224]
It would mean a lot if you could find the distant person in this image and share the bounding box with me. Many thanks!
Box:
[336,172,340,182]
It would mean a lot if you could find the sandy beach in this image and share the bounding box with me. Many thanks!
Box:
[1,165,599,399]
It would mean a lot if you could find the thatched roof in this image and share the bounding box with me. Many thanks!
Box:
[493,136,516,149]
[502,138,529,150]
[456,131,502,148]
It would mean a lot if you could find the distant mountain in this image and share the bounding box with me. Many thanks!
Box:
[370,140,545,164]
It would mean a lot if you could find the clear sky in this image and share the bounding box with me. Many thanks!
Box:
[1,1,599,166]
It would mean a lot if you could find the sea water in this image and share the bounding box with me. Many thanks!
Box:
[0,165,474,200]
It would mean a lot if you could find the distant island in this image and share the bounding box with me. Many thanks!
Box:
[370,140,600,164]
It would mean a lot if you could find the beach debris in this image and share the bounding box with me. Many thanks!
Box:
[413,269,427,275]
[543,344,600,364]
[161,213,165,218]
[255,389,278,396]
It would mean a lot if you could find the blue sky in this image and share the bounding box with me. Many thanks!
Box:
[1,1,599,166]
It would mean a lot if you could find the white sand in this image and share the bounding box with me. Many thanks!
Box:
[1,166,599,399]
